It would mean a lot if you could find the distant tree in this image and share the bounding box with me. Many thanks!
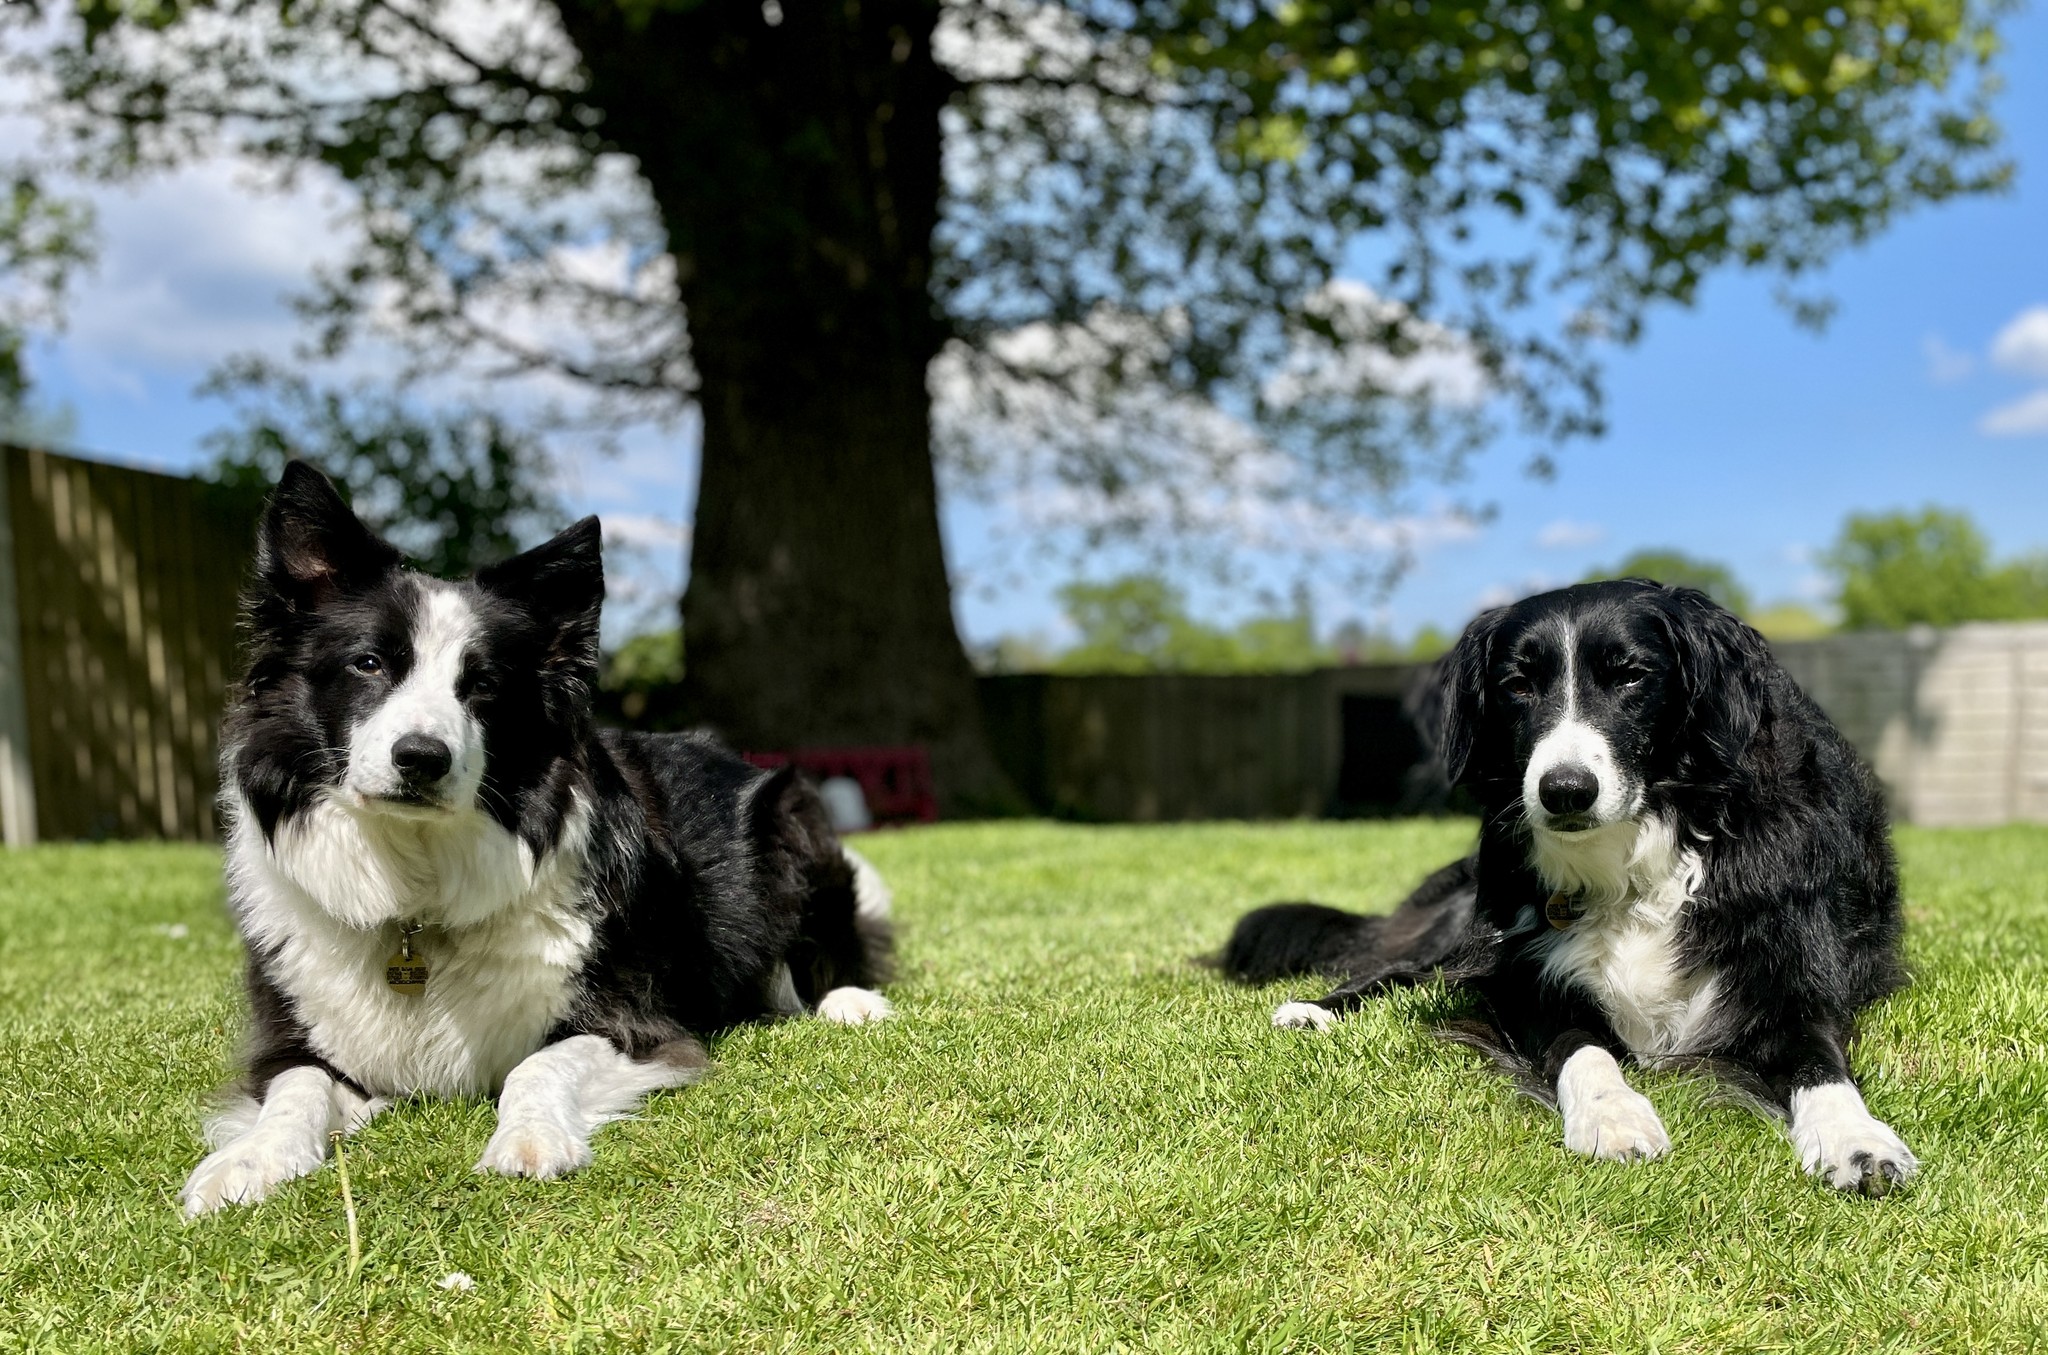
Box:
[972,634,1059,676]
[1051,575,1332,674]
[1404,625,1454,662]
[202,367,559,579]
[603,628,684,693]
[1824,508,2048,630]
[1329,618,1451,665]
[1748,603,1832,642]
[1588,549,1752,616]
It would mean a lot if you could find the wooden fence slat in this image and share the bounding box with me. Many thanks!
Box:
[2,446,255,841]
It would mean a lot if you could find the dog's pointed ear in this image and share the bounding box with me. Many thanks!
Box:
[1437,605,1509,786]
[1657,585,1773,770]
[477,515,605,673]
[257,461,401,604]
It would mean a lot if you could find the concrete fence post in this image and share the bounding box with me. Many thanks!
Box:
[0,449,38,846]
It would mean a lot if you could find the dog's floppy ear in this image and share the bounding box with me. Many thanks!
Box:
[476,516,605,699]
[1656,585,1773,770]
[1437,605,1509,786]
[256,461,402,605]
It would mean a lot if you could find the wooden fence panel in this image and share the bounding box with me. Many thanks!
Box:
[2,446,255,841]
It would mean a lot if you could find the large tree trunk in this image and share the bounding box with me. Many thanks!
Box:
[558,0,1014,812]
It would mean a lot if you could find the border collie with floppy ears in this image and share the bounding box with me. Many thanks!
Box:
[181,463,895,1216]
[1222,580,1918,1195]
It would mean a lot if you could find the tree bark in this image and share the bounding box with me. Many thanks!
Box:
[557,0,1014,812]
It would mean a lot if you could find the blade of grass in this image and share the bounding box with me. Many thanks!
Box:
[329,1129,361,1281]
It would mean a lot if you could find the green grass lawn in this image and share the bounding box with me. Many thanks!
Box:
[4,821,2048,1352]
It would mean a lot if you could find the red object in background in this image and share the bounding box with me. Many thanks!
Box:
[743,746,938,827]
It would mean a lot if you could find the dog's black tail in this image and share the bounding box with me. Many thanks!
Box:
[1219,903,1386,984]
[1215,855,1482,987]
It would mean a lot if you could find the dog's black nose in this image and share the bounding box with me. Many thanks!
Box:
[1538,764,1600,817]
[391,734,453,787]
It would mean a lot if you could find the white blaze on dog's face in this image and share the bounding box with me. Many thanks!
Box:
[341,583,488,812]
[1512,619,1644,835]
[1455,591,1689,839]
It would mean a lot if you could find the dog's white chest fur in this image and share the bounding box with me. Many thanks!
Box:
[224,792,596,1098]
[1529,815,1719,1062]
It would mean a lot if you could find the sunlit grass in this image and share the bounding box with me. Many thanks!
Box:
[3,821,2046,1352]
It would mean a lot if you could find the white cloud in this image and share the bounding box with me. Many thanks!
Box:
[1921,333,1975,384]
[52,162,353,392]
[1535,519,1605,550]
[1990,306,2048,380]
[1979,388,2048,437]
[600,512,689,553]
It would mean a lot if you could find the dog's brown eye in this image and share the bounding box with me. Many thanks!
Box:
[350,653,384,677]
[1502,674,1534,699]
[467,674,496,699]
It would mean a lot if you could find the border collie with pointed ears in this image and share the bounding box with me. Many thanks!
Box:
[181,463,895,1217]
[1222,580,1918,1195]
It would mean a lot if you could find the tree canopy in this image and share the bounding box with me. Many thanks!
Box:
[1,0,2015,805]
[13,0,2009,538]
[1051,574,1332,674]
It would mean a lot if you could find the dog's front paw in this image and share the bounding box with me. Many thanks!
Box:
[477,1119,591,1180]
[181,1132,327,1217]
[1791,1085,1917,1196]
[815,986,895,1025]
[1272,1001,1339,1031]
[1562,1086,1672,1162]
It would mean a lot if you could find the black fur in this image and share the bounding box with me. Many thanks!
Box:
[1221,580,1911,1189]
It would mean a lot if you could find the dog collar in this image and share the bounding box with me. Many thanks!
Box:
[1545,892,1585,930]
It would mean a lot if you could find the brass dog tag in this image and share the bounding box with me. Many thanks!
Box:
[1545,891,1584,931]
[386,922,428,996]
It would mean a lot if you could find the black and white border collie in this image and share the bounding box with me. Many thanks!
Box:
[181,463,895,1216]
[1222,580,1918,1195]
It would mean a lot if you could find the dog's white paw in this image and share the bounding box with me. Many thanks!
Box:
[180,1132,327,1217]
[816,986,895,1025]
[1557,1046,1669,1163]
[1272,1001,1338,1031]
[1562,1086,1672,1162]
[477,1119,591,1180]
[1791,1083,1918,1196]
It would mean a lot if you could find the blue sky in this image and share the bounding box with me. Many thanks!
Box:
[13,3,2048,649]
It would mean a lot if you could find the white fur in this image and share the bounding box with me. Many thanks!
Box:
[345,584,486,806]
[223,789,598,1098]
[844,846,892,922]
[477,1034,705,1178]
[1557,1045,1671,1162]
[815,986,895,1025]
[1790,1081,1918,1192]
[182,1067,386,1216]
[1529,814,1721,1062]
[1522,622,1642,829]
[1272,1000,1338,1031]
